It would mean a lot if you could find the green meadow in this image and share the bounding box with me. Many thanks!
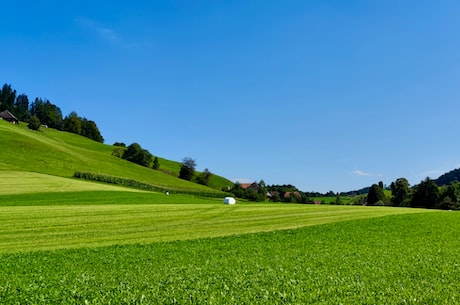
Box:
[1,208,458,304]
[1,120,459,304]
[0,120,231,194]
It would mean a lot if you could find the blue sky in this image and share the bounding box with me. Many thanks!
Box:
[2,0,460,192]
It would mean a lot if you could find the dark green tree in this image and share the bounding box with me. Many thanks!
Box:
[122,143,153,167]
[196,168,212,186]
[27,116,41,131]
[30,98,63,130]
[367,183,385,205]
[63,111,83,135]
[81,118,104,142]
[152,156,160,170]
[179,158,196,181]
[0,84,17,111]
[411,177,439,208]
[257,179,268,201]
[13,94,30,121]
[437,181,459,210]
[335,193,343,205]
[390,178,411,206]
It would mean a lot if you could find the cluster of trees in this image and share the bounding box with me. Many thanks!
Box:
[0,84,103,142]
[179,158,213,187]
[226,175,459,210]
[112,142,159,170]
[365,177,460,210]
[266,184,312,203]
[228,180,268,202]
[112,147,213,187]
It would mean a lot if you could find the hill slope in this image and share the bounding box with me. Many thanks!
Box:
[0,120,231,195]
[435,167,460,186]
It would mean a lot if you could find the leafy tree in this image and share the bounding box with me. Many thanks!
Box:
[179,158,196,181]
[390,178,411,206]
[113,142,126,147]
[437,181,459,210]
[335,193,343,205]
[81,118,104,142]
[367,183,385,206]
[122,143,153,167]
[0,84,17,111]
[30,98,63,130]
[411,177,439,208]
[27,116,41,131]
[152,156,160,170]
[14,94,30,121]
[63,111,82,135]
[196,168,212,185]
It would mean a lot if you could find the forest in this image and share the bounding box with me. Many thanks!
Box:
[0,84,103,142]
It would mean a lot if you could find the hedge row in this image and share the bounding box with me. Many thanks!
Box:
[73,171,226,198]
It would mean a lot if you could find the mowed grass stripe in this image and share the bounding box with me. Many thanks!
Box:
[0,171,145,194]
[0,204,430,253]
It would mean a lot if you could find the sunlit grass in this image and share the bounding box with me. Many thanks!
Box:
[0,171,144,195]
[0,212,458,304]
[0,202,429,254]
[0,121,230,192]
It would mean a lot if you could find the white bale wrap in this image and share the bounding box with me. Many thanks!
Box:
[224,197,236,205]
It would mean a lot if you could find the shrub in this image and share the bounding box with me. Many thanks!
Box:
[27,116,41,131]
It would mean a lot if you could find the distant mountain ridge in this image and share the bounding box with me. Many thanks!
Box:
[435,167,460,186]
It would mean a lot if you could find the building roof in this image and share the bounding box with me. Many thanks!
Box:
[0,110,19,122]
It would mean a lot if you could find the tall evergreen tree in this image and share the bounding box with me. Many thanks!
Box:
[0,84,17,111]
[30,98,63,129]
[13,94,30,121]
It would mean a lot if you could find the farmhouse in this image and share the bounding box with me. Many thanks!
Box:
[240,182,260,192]
[0,110,19,124]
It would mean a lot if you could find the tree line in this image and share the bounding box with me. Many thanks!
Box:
[112,143,214,187]
[370,177,459,210]
[226,175,460,210]
[0,84,103,142]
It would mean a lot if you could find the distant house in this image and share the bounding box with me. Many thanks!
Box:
[0,110,19,124]
[240,182,260,192]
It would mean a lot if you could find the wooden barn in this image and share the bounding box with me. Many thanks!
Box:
[0,110,19,124]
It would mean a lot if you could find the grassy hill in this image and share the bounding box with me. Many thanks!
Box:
[2,117,457,304]
[0,120,232,195]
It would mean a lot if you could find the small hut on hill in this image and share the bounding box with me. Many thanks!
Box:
[0,110,19,124]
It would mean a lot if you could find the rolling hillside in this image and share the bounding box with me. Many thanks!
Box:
[0,120,232,195]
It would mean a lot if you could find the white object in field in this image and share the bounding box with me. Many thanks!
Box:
[224,197,236,204]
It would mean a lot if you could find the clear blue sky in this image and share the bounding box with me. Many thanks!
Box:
[2,0,460,193]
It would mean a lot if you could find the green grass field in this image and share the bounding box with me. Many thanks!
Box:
[1,118,458,304]
[1,209,458,304]
[0,199,429,254]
